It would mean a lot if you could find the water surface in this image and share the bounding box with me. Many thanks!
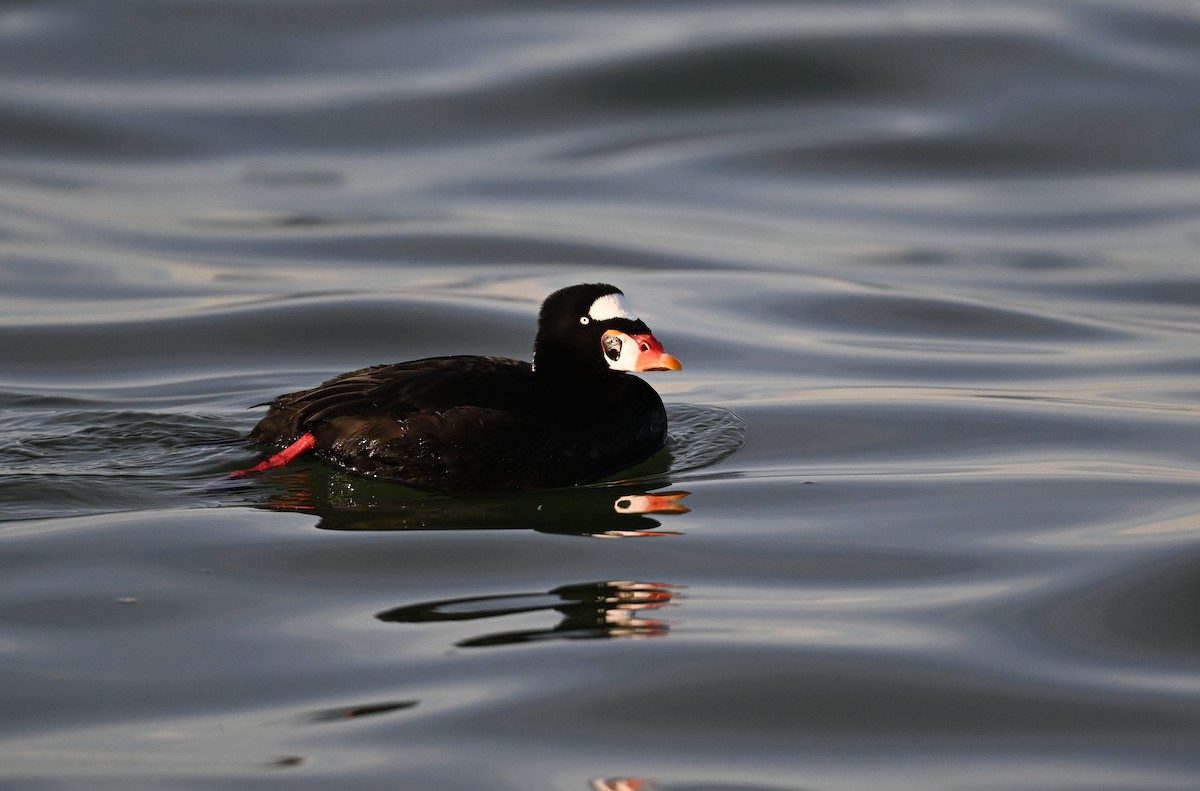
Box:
[3,1,1200,789]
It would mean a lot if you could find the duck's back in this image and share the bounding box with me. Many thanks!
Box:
[248,355,666,494]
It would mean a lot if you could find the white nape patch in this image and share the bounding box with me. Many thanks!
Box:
[587,292,637,323]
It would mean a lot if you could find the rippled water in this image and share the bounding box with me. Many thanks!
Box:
[4,1,1200,789]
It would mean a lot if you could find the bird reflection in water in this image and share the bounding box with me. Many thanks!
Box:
[234,462,689,538]
[377,581,679,646]
[591,780,653,791]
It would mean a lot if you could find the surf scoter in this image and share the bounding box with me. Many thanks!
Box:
[231,283,682,494]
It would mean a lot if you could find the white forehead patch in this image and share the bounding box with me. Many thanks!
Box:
[587,293,637,322]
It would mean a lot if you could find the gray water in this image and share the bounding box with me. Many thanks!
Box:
[3,1,1200,789]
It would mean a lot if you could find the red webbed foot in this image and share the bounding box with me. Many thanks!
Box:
[228,432,317,479]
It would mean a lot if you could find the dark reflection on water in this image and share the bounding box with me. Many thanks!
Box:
[378,580,677,646]
[246,464,691,538]
[302,699,419,724]
[3,0,1200,788]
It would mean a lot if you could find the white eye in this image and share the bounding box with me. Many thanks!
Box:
[580,316,590,325]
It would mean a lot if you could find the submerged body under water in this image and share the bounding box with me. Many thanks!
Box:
[3,0,1200,789]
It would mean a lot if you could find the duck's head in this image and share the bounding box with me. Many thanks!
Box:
[532,283,682,378]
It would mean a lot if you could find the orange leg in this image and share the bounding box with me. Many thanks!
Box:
[228,432,317,478]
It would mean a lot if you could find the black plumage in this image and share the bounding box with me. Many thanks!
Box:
[243,283,681,494]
